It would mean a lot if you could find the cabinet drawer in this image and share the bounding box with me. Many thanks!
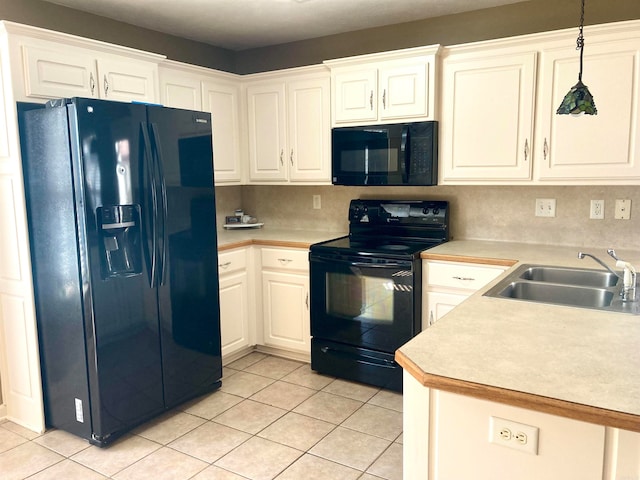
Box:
[261,247,308,271]
[218,249,247,275]
[426,261,506,291]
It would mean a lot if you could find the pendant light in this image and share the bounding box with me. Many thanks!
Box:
[556,0,597,115]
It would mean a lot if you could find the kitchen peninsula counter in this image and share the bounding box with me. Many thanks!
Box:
[397,240,640,432]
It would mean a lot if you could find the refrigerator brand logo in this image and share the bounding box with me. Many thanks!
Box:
[195,118,208,124]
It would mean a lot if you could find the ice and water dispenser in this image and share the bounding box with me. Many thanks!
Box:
[98,205,142,278]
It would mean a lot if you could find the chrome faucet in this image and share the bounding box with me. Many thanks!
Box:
[578,250,637,302]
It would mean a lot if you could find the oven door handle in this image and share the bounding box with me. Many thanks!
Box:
[349,261,408,269]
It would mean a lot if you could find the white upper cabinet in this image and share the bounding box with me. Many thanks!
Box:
[159,61,242,185]
[325,45,440,126]
[535,34,640,183]
[8,24,163,103]
[440,50,537,182]
[440,20,640,185]
[245,66,331,184]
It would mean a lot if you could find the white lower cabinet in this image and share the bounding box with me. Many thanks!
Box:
[403,372,640,480]
[259,247,310,355]
[423,260,508,328]
[218,248,252,359]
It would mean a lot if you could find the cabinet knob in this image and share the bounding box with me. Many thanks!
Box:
[524,139,529,162]
[219,261,231,270]
[277,258,292,265]
[369,90,374,110]
[453,276,475,281]
[382,89,386,109]
[290,149,294,166]
[89,73,96,96]
[103,75,109,96]
[305,293,309,310]
[280,149,284,166]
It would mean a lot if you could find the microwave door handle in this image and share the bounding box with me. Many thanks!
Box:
[401,125,410,183]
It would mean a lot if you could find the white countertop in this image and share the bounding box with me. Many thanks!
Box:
[217,226,346,250]
[400,240,640,430]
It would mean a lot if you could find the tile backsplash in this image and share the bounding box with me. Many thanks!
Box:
[216,184,639,250]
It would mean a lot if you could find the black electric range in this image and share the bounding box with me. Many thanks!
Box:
[309,199,449,391]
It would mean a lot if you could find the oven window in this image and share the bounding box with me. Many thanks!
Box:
[326,272,399,324]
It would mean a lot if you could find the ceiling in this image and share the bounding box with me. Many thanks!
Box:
[41,0,529,51]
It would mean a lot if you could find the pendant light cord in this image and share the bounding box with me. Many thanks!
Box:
[576,0,585,82]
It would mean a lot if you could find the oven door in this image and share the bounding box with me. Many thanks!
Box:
[310,251,420,353]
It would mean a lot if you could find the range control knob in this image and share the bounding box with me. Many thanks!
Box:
[422,207,430,215]
[432,208,440,215]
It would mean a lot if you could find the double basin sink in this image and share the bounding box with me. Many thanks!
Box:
[484,264,639,315]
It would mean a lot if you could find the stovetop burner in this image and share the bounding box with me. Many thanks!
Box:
[378,244,411,251]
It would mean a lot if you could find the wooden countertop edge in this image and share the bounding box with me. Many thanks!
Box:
[218,238,315,251]
[395,349,640,433]
[421,252,517,267]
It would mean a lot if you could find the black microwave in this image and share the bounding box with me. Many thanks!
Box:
[331,121,438,186]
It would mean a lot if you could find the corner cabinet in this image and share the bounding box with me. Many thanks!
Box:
[324,45,440,126]
[440,20,640,185]
[244,66,331,184]
[259,247,310,357]
[159,61,242,185]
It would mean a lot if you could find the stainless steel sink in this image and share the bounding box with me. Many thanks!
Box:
[497,281,615,309]
[483,264,640,315]
[518,265,618,288]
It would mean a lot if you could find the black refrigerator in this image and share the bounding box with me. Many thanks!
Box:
[18,97,222,446]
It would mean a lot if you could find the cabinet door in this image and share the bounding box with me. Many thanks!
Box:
[536,38,640,182]
[423,291,466,329]
[203,80,242,184]
[441,52,537,182]
[287,76,331,182]
[96,57,158,102]
[333,68,378,123]
[219,271,250,358]
[159,70,202,110]
[261,271,310,353]
[378,62,428,120]
[247,82,288,181]
[22,44,97,99]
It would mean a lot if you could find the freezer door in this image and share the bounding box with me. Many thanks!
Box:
[147,106,222,408]
[70,99,165,443]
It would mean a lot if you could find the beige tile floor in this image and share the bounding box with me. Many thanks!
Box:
[0,352,403,480]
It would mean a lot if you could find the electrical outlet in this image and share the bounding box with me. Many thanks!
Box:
[489,416,539,455]
[590,199,604,219]
[535,198,556,217]
[313,195,321,209]
[614,199,631,220]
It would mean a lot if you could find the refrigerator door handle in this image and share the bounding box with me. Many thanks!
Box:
[140,122,158,288]
[149,123,168,286]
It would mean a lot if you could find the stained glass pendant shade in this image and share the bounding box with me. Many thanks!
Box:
[556,0,597,115]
